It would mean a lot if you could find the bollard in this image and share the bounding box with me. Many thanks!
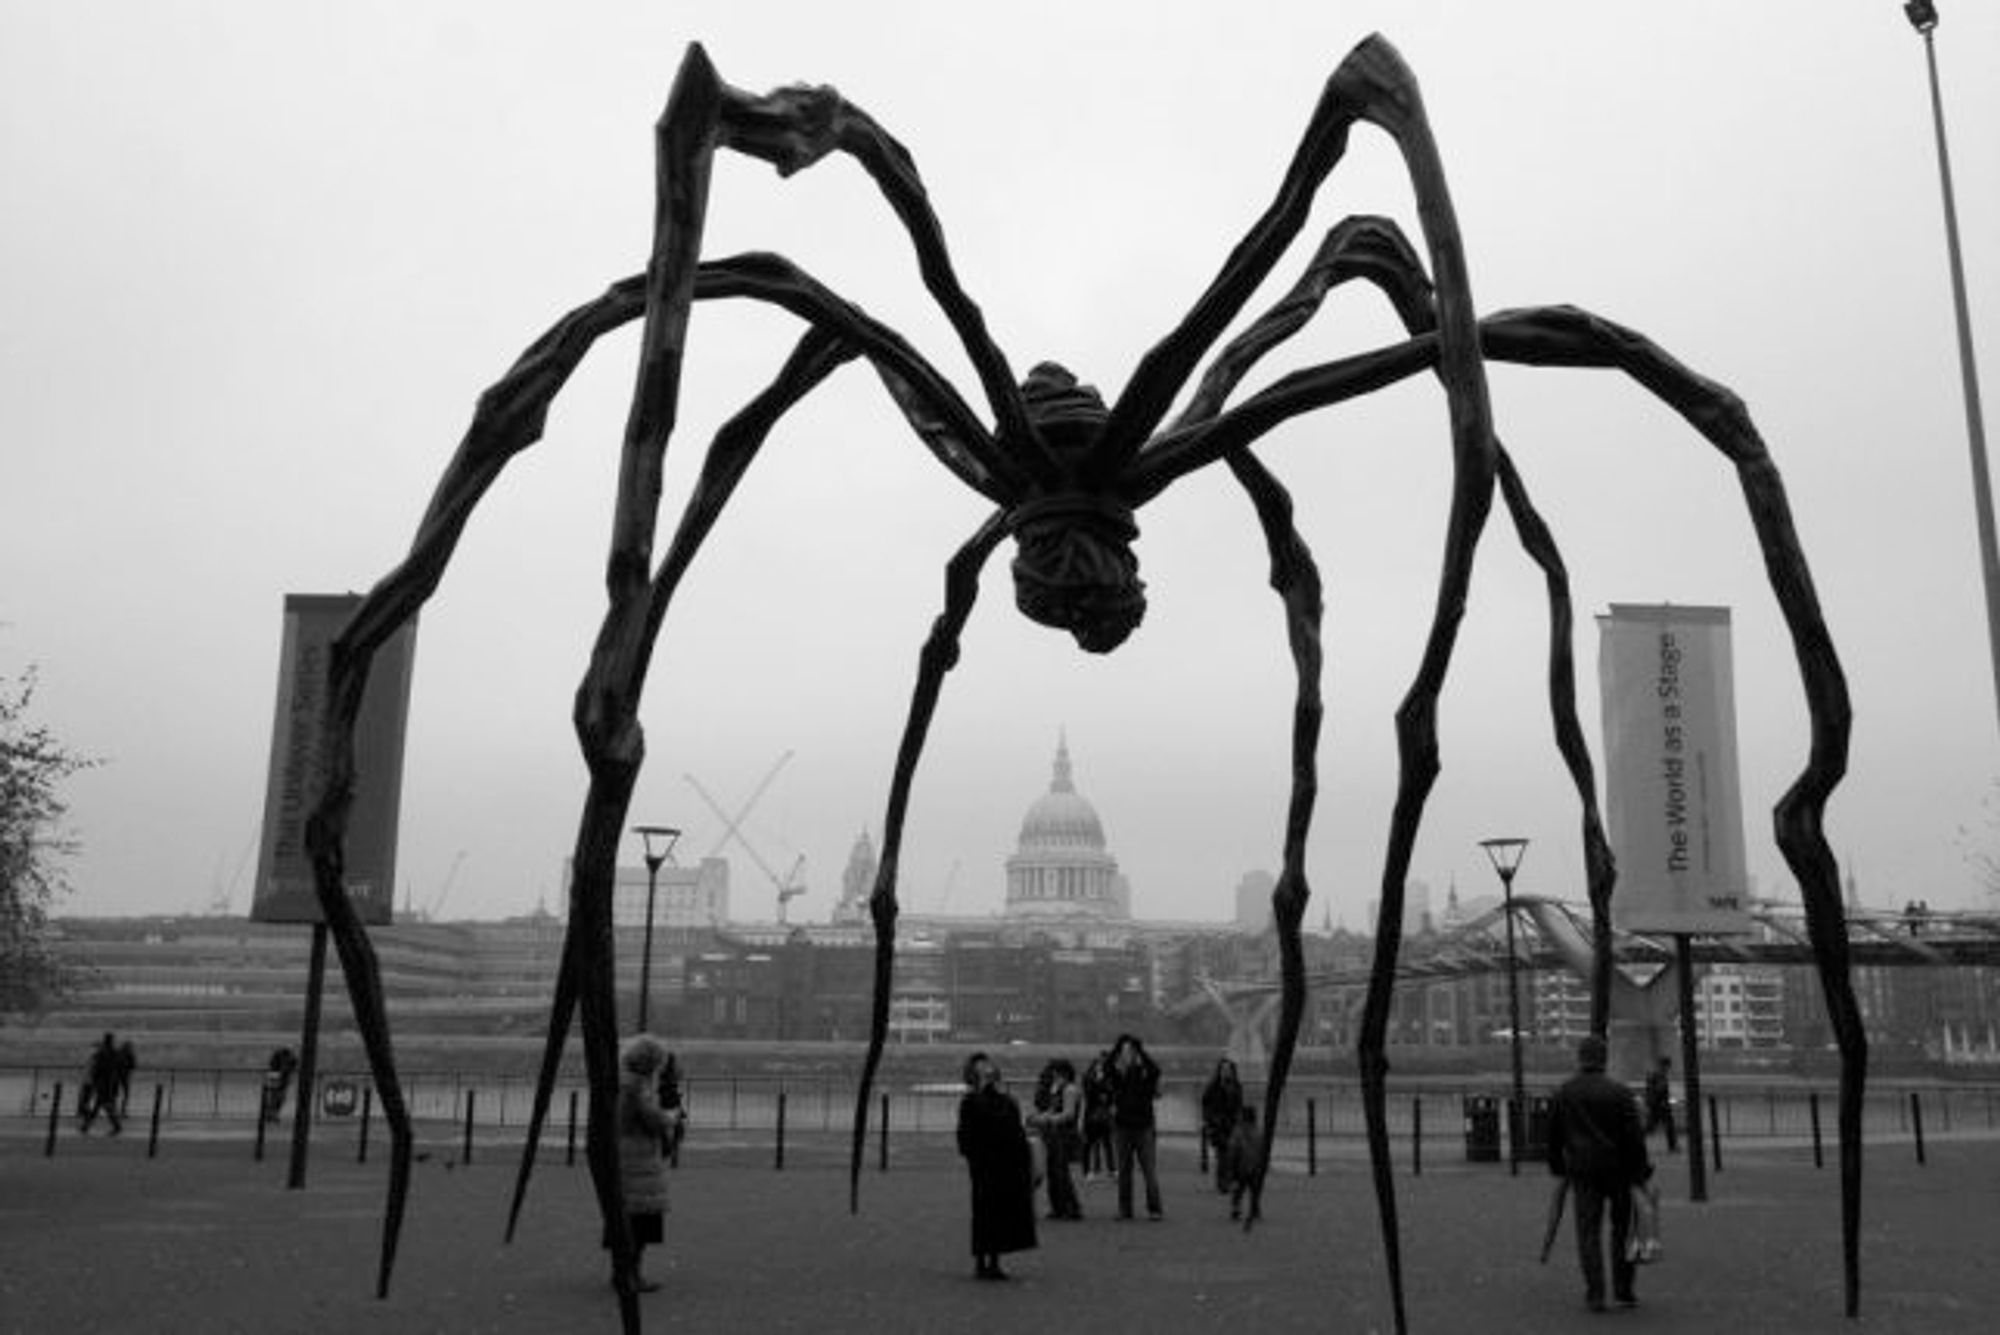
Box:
[44,1082,63,1158]
[358,1087,373,1164]
[148,1085,164,1159]
[1911,1091,1927,1166]
[1307,1099,1318,1177]
[1809,1091,1824,1169]
[462,1088,476,1166]
[254,1100,268,1162]
[775,1091,788,1171]
[566,1089,580,1167]
[1412,1097,1423,1177]
[879,1092,890,1174]
[1708,1095,1722,1174]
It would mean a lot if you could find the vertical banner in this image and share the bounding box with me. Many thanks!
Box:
[251,594,417,924]
[1597,604,1751,936]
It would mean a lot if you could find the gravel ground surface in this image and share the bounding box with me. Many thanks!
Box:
[4,1127,1996,1333]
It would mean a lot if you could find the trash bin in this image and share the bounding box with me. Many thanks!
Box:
[1464,1094,1500,1162]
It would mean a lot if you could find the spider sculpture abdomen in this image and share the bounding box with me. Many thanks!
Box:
[1008,363,1148,652]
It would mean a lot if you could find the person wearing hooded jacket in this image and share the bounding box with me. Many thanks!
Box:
[603,1034,674,1293]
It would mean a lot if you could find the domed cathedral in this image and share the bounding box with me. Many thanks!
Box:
[1006,733,1131,921]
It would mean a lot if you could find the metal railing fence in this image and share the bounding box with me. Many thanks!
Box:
[9,1064,1998,1153]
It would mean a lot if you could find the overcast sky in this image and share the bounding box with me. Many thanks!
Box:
[5,2,1997,931]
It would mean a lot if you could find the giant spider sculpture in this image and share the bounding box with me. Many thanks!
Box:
[304,33,1864,1335]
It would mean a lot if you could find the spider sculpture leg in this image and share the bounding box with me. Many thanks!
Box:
[505,918,581,1243]
[499,40,1033,1308]
[846,514,1011,1210]
[1244,216,1623,1034]
[1314,223,1626,1037]
[1472,306,1861,1314]
[1221,451,1323,1230]
[547,43,1031,1249]
[1489,447,1620,1031]
[505,61,750,1324]
[1137,47,1496,1325]
[300,65,876,1309]
[305,276,649,1299]
[1150,303,1856,1320]
[506,327,856,1247]
[1173,228,1619,1335]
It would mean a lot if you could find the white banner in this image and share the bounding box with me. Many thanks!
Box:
[251,594,417,925]
[1596,604,1751,936]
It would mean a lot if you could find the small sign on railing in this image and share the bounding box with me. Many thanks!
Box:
[320,1079,359,1118]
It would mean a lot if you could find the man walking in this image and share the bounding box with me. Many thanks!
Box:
[1546,1034,1652,1312]
[78,1033,123,1135]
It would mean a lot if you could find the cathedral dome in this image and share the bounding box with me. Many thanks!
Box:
[1006,735,1127,920]
[1018,739,1106,849]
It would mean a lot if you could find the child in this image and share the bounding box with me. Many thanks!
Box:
[1226,1105,1265,1222]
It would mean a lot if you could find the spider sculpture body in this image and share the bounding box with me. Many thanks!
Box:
[304,34,1862,1335]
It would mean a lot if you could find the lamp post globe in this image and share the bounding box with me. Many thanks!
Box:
[632,825,681,1032]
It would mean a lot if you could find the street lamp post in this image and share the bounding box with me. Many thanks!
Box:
[1480,837,1530,1176]
[1902,2,2000,734]
[632,825,681,1032]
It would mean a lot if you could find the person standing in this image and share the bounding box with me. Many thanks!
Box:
[956,1052,1037,1279]
[1546,1034,1653,1313]
[1200,1056,1245,1193]
[1029,1058,1084,1221]
[1642,1057,1677,1153]
[1106,1033,1163,1221]
[1080,1052,1115,1180]
[1225,1105,1264,1223]
[604,1034,674,1294]
[78,1033,122,1135]
[263,1047,299,1123]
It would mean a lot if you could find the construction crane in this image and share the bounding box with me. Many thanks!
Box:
[776,854,807,925]
[692,751,793,859]
[420,850,466,921]
[685,752,808,923]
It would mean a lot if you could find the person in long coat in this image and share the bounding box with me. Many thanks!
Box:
[1199,1055,1245,1193]
[956,1051,1038,1279]
[603,1033,674,1293]
[1546,1033,1653,1312]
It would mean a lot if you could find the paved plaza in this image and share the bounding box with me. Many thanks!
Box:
[3,1128,1996,1333]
